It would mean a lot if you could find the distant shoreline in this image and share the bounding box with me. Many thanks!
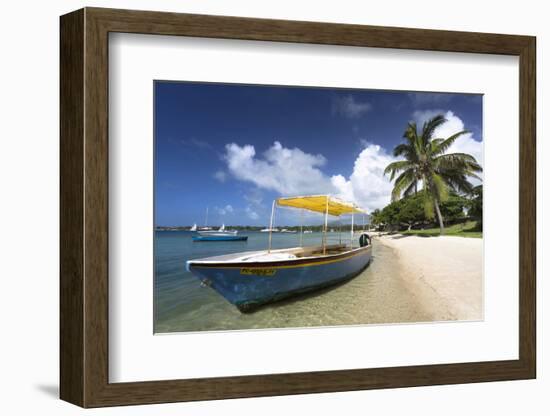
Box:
[155,225,372,232]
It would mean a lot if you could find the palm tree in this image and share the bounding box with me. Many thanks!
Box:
[384,114,482,235]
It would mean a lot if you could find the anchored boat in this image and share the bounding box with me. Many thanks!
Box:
[192,234,248,242]
[192,224,247,242]
[187,195,372,312]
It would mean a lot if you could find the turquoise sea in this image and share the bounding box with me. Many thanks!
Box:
[154,230,434,333]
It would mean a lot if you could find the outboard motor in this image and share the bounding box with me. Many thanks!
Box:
[359,233,371,247]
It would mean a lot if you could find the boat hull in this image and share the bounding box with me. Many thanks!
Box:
[187,245,371,311]
[192,235,248,242]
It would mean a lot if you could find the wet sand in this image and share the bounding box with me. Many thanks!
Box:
[374,234,483,321]
[156,234,482,333]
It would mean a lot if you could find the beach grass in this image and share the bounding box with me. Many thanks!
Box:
[401,221,482,238]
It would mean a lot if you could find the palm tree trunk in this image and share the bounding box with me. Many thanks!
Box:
[434,200,444,235]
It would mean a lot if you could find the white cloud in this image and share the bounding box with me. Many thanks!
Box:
[412,110,483,170]
[332,95,372,119]
[213,170,227,182]
[216,204,234,216]
[223,140,396,213]
[224,141,330,195]
[331,143,398,212]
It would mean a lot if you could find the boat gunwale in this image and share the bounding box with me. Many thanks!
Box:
[187,244,371,269]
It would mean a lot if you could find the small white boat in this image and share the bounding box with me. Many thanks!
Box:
[260,228,280,232]
[198,224,238,236]
[189,223,197,232]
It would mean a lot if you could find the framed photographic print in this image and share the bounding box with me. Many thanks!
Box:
[60,7,536,408]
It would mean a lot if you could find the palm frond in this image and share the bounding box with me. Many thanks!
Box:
[391,169,416,201]
[430,138,445,154]
[402,181,417,198]
[403,122,417,141]
[435,153,482,173]
[432,130,471,156]
[392,143,415,159]
[440,171,475,194]
[421,114,446,143]
[384,160,414,180]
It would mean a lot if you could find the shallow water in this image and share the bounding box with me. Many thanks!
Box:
[154,231,435,333]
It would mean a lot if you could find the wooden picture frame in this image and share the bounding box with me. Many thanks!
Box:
[60,7,536,408]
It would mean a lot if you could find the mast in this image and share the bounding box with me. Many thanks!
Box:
[350,212,354,249]
[338,217,342,245]
[323,196,329,255]
[268,200,276,253]
[299,208,303,247]
[204,206,209,227]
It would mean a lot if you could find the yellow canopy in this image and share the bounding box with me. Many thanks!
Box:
[276,195,366,216]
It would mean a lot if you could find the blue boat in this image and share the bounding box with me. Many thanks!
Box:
[187,195,372,312]
[192,223,247,242]
[192,234,248,242]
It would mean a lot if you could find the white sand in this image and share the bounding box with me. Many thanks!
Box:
[375,234,483,321]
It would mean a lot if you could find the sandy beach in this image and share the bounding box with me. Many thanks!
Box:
[374,234,483,321]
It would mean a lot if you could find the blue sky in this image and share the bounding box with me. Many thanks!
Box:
[155,81,482,227]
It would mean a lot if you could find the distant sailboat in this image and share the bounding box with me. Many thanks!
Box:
[198,207,212,231]
[190,223,197,232]
[199,223,237,236]
[218,224,236,234]
[194,223,246,242]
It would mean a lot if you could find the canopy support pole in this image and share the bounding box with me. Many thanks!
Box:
[268,200,275,253]
[351,212,354,248]
[323,196,329,255]
[299,209,303,247]
[338,217,342,245]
